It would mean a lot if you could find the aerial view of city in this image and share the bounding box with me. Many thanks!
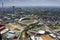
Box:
[0,0,60,40]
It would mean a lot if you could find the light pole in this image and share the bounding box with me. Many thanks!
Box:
[1,0,4,16]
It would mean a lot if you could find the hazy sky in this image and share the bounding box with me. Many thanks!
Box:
[0,0,60,7]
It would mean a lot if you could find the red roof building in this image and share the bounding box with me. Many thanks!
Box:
[0,24,5,32]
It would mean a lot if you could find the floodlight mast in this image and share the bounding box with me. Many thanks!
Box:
[2,0,4,15]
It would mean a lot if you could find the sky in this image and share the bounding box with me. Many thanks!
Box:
[0,0,60,7]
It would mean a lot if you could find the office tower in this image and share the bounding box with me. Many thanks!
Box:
[12,6,15,14]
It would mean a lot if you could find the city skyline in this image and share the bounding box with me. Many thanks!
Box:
[0,0,60,7]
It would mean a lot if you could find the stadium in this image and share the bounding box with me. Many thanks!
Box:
[18,17,38,25]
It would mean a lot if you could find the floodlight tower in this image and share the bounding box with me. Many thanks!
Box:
[2,0,4,15]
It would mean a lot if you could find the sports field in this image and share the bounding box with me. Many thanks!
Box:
[20,20,37,25]
[41,35,53,40]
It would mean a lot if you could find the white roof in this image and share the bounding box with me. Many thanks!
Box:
[30,35,35,40]
[57,36,60,39]
[30,35,43,40]
[9,31,15,33]
[38,30,45,34]
[18,17,30,22]
[49,34,56,38]
[1,28,9,34]
[35,37,43,40]
[19,17,27,22]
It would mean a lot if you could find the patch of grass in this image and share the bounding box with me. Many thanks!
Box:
[2,34,7,40]
[50,25,60,29]
[5,24,11,28]
[31,25,45,31]
[21,20,33,25]
[54,25,60,29]
[14,28,20,31]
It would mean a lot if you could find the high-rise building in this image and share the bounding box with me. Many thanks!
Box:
[12,6,15,14]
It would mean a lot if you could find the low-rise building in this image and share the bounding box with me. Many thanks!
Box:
[0,24,9,34]
[0,24,5,32]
